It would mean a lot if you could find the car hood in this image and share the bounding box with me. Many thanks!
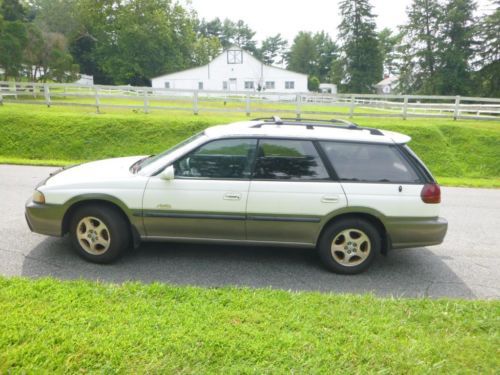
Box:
[44,156,146,187]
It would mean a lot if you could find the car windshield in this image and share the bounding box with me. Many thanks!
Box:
[133,131,206,173]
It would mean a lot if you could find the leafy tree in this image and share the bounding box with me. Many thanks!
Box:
[287,31,317,75]
[399,0,443,94]
[76,0,197,85]
[0,0,27,79]
[378,28,402,76]
[475,0,500,97]
[24,24,78,82]
[308,75,320,91]
[198,17,257,54]
[192,36,222,65]
[312,31,338,82]
[337,0,383,93]
[259,34,288,66]
[435,0,476,95]
[1,0,25,21]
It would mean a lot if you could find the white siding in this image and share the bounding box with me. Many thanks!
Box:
[151,48,308,93]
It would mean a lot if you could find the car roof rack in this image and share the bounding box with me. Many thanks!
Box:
[251,116,384,136]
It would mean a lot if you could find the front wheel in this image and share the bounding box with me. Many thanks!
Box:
[69,205,130,263]
[318,218,380,274]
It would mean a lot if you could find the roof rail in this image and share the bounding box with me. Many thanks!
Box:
[250,117,384,136]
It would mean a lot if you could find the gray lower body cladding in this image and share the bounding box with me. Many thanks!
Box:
[25,201,448,250]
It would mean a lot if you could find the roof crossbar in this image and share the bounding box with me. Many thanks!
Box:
[251,116,384,136]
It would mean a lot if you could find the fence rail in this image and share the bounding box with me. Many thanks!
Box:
[1,81,499,120]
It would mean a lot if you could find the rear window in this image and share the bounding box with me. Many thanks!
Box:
[320,141,421,183]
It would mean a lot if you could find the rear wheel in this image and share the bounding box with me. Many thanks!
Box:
[318,218,380,274]
[69,205,130,263]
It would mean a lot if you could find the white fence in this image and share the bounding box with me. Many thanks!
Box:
[1,81,499,120]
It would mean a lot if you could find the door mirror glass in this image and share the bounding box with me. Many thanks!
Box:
[160,165,175,180]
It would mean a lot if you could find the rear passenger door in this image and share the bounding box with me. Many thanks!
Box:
[318,141,433,218]
[246,139,347,245]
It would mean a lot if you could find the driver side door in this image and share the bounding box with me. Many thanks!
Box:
[142,138,257,240]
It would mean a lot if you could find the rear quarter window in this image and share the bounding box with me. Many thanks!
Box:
[320,141,421,183]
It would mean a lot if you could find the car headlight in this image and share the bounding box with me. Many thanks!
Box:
[32,190,45,204]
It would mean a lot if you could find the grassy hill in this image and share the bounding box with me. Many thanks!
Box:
[0,104,499,187]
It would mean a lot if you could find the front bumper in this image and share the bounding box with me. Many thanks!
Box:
[386,217,448,249]
[25,199,65,237]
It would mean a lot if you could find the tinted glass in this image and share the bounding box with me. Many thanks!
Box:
[174,138,257,179]
[320,141,420,183]
[254,139,329,180]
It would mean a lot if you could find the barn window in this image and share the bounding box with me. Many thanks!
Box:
[222,81,228,90]
[265,81,275,90]
[164,82,170,89]
[244,81,254,89]
[285,81,295,89]
[227,50,243,64]
[198,82,204,90]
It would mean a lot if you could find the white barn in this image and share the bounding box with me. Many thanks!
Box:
[151,47,308,93]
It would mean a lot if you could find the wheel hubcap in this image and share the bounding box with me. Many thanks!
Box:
[76,216,111,255]
[331,228,371,267]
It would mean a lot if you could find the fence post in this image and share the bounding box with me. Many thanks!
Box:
[349,95,355,118]
[193,91,199,115]
[94,87,100,114]
[0,93,3,106]
[296,94,302,120]
[143,90,149,114]
[245,93,251,116]
[43,84,51,107]
[453,96,460,120]
[402,95,408,120]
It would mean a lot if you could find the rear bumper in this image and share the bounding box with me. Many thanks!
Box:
[386,216,448,249]
[25,199,65,237]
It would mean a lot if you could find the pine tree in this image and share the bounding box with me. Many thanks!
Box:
[337,0,382,93]
[287,31,317,75]
[436,0,476,95]
[476,0,500,97]
[399,0,443,94]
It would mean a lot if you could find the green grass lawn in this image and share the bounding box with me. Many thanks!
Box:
[0,277,498,373]
[0,103,499,187]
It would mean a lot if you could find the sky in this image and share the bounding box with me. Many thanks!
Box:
[187,0,495,43]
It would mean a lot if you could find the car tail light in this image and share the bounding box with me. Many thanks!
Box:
[421,183,441,204]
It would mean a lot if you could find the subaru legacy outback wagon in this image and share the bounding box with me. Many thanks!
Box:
[26,117,447,274]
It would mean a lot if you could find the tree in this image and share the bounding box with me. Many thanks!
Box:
[0,0,27,79]
[75,0,197,85]
[399,0,443,94]
[377,28,402,76]
[1,0,25,21]
[312,31,338,82]
[198,17,257,54]
[287,32,317,75]
[337,0,383,93]
[259,34,288,66]
[308,75,320,91]
[192,36,222,66]
[435,0,476,95]
[475,0,500,97]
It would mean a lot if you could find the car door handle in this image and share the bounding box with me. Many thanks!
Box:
[321,195,339,203]
[223,192,242,200]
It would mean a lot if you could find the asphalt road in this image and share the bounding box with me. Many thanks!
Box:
[1,164,499,299]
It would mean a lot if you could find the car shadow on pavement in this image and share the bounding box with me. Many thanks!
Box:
[21,236,475,298]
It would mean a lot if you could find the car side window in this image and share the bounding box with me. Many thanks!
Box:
[174,138,257,179]
[320,141,420,183]
[254,139,329,180]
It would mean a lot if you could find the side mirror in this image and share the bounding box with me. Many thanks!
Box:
[160,165,175,180]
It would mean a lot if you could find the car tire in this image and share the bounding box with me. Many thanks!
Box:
[318,218,380,274]
[69,204,130,264]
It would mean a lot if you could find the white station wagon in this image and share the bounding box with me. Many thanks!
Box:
[26,117,447,274]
